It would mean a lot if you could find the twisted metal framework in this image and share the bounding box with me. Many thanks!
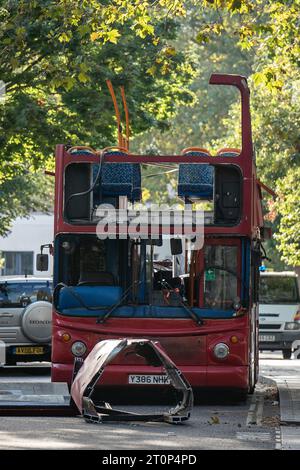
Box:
[71,338,193,424]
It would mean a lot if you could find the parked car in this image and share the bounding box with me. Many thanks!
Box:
[259,271,300,359]
[0,277,52,365]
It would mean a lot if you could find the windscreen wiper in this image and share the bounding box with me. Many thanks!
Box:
[96,280,142,324]
[161,280,204,326]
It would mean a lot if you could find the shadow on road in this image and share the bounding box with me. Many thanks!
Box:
[91,386,248,407]
[0,365,248,406]
[0,365,51,376]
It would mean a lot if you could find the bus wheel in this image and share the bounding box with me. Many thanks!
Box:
[282,349,292,360]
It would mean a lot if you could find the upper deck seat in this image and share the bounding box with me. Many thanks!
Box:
[178,148,213,201]
[131,163,142,201]
[100,150,141,203]
[216,148,240,157]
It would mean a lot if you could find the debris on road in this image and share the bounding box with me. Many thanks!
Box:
[71,338,194,425]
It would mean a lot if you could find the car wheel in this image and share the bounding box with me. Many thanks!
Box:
[283,349,292,360]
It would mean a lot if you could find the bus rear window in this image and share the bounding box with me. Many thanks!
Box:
[260,276,299,304]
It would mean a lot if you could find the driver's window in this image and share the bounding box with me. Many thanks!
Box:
[204,245,238,310]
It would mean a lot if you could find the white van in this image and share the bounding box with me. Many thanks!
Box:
[0,277,52,365]
[259,271,300,359]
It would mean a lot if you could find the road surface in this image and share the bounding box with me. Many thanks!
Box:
[0,352,295,450]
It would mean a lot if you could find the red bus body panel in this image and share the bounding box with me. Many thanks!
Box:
[51,313,250,390]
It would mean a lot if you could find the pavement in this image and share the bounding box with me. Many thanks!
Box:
[260,352,300,450]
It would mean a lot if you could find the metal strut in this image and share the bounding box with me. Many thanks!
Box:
[106,80,130,150]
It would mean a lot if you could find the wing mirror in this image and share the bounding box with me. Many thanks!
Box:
[36,243,53,271]
[170,238,183,255]
[36,253,49,271]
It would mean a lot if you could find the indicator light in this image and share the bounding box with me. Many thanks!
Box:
[230,336,239,344]
[62,333,71,342]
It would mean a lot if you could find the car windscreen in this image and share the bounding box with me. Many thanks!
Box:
[260,276,299,304]
[0,282,52,308]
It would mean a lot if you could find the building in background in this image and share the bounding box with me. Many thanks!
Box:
[0,212,53,278]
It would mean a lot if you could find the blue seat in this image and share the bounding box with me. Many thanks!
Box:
[178,150,214,201]
[100,151,141,203]
[131,163,142,201]
[58,285,123,312]
[217,148,240,157]
[68,149,95,156]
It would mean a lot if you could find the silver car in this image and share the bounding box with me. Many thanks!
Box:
[0,277,52,365]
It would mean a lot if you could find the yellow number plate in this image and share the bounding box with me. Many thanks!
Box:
[15,347,44,355]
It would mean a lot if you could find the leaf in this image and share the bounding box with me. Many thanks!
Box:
[90,32,101,41]
[78,24,90,37]
[79,62,90,73]
[229,0,242,11]
[63,77,76,91]
[164,46,176,57]
[58,32,72,43]
[210,415,220,424]
[78,72,89,83]
[106,29,120,44]
[195,32,210,44]
[146,65,157,76]
[10,58,19,70]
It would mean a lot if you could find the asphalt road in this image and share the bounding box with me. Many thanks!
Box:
[0,352,295,450]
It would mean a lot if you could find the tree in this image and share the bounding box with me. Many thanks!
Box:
[275,167,300,267]
[1,0,299,269]
[0,0,196,234]
[132,7,254,202]
[133,1,300,269]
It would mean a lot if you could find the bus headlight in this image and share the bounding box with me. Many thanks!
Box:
[213,343,229,359]
[285,322,300,331]
[71,341,87,357]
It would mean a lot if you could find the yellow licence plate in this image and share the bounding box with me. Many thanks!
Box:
[15,347,44,355]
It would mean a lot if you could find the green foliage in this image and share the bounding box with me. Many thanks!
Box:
[218,76,300,268]
[134,1,300,268]
[133,15,253,151]
[0,0,299,269]
[0,0,196,235]
[275,167,300,266]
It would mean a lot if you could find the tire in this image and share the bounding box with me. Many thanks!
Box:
[283,349,292,360]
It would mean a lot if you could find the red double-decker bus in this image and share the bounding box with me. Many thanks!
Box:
[47,74,267,397]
